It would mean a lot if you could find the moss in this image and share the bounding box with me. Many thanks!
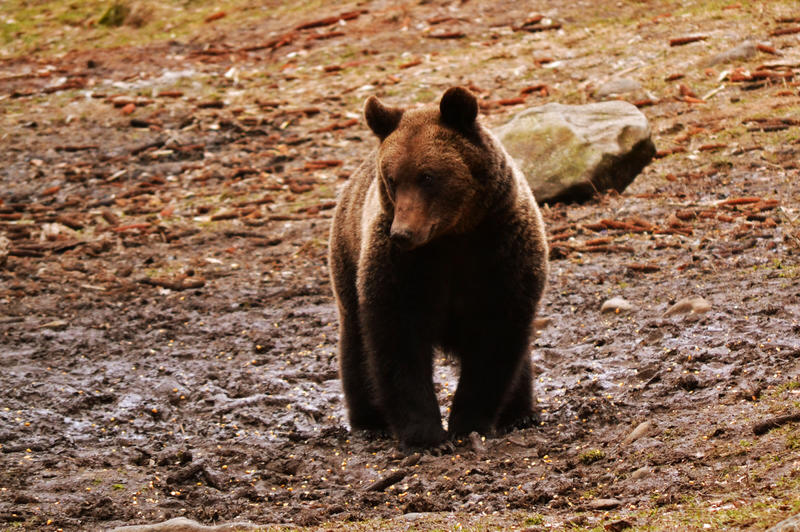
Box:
[579,448,606,464]
[98,2,129,27]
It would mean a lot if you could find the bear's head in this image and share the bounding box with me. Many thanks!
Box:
[364,87,499,251]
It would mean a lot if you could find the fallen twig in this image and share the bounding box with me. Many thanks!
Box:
[669,35,707,46]
[366,469,407,492]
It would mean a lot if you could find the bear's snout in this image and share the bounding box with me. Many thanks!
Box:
[389,226,415,250]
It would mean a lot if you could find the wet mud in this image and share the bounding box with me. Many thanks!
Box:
[1,0,800,529]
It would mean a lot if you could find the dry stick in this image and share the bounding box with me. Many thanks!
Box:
[753,412,800,435]
[367,469,407,491]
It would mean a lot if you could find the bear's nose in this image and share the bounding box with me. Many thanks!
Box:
[389,228,414,250]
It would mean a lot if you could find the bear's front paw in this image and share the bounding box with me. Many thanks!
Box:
[397,422,447,451]
[447,413,492,439]
[496,411,540,433]
[349,409,389,434]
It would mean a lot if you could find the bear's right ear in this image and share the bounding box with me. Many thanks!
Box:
[364,96,404,139]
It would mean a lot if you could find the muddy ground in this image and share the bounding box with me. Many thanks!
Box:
[1,0,800,530]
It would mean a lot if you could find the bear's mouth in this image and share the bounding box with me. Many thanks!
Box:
[389,222,438,251]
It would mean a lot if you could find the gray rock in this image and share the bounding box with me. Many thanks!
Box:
[495,101,655,203]
[593,77,642,99]
[703,41,757,67]
[768,513,800,532]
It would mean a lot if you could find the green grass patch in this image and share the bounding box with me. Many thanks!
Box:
[0,0,329,58]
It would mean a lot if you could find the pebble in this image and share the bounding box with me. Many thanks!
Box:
[588,497,622,510]
[663,297,712,317]
[601,296,634,314]
[593,78,642,98]
[621,420,653,446]
[469,431,487,453]
[630,466,652,480]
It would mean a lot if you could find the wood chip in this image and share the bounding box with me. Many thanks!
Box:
[669,35,707,46]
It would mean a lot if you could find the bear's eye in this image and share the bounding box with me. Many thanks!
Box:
[419,173,435,187]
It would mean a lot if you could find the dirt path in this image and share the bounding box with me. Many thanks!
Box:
[1,1,800,530]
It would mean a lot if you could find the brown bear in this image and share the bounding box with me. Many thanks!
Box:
[328,86,548,450]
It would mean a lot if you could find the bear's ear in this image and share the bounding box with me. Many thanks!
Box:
[364,96,404,139]
[440,86,478,131]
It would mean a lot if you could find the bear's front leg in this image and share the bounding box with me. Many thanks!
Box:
[339,314,388,433]
[448,319,533,437]
[358,277,446,448]
[363,325,446,448]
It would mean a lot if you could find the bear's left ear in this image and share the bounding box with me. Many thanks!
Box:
[440,86,478,131]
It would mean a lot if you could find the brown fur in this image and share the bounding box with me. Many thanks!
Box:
[329,87,548,449]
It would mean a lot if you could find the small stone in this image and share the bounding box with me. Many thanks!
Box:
[402,512,427,522]
[588,497,622,510]
[601,296,634,314]
[664,297,712,317]
[630,466,651,480]
[593,78,642,98]
[621,420,653,446]
[469,431,487,453]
